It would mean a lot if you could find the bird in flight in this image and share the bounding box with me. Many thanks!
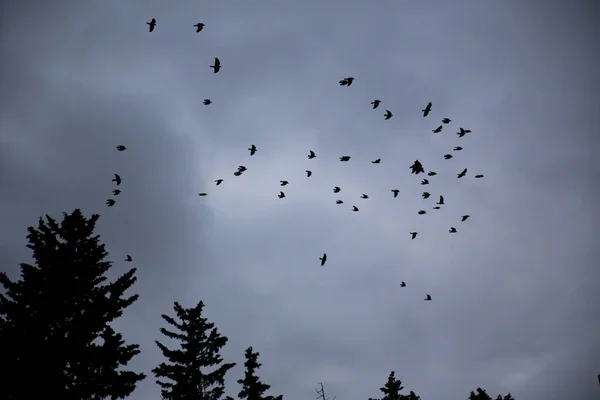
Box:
[371,158,381,164]
[449,227,457,233]
[475,174,484,178]
[432,125,442,134]
[194,22,205,32]
[453,146,463,151]
[457,168,467,178]
[410,160,425,175]
[320,253,327,266]
[198,193,208,196]
[400,281,406,287]
[308,150,316,159]
[248,144,257,155]
[418,210,426,215]
[421,179,429,185]
[336,199,343,204]
[278,191,285,199]
[457,127,471,138]
[215,179,223,185]
[339,156,351,162]
[371,100,381,109]
[203,99,212,105]
[422,192,430,199]
[424,294,432,301]
[427,171,437,176]
[238,166,247,172]
[384,110,393,120]
[391,189,400,198]
[442,118,451,124]
[116,145,126,151]
[436,196,444,205]
[410,232,417,239]
[422,102,432,117]
[444,154,453,160]
[433,206,440,210]
[280,180,289,186]
[333,186,341,193]
[112,189,121,196]
[352,206,359,212]
[461,215,470,222]
[106,199,116,207]
[305,170,312,177]
[147,18,157,32]
[125,255,132,262]
[210,57,221,73]
[112,174,122,185]
[339,77,354,86]
[233,171,242,176]
[360,194,369,199]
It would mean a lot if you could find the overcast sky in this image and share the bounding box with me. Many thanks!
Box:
[1,1,599,399]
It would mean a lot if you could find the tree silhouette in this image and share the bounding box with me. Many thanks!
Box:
[468,387,514,400]
[237,346,283,400]
[0,209,145,399]
[368,370,419,400]
[152,300,236,400]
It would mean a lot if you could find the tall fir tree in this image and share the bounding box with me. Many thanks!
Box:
[368,371,418,400]
[152,300,236,400]
[237,346,283,400]
[0,209,145,399]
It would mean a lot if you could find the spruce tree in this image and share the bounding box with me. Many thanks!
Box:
[237,346,282,400]
[368,371,418,400]
[152,300,236,400]
[0,209,145,399]
[468,387,492,400]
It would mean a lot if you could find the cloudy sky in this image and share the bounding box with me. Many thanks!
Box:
[1,1,598,399]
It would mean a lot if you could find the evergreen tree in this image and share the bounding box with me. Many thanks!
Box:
[368,371,418,400]
[0,209,145,399]
[237,346,283,400]
[152,300,236,400]
[468,387,492,400]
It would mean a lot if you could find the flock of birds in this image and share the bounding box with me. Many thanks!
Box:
[105,19,488,302]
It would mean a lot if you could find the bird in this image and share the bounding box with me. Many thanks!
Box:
[339,79,348,86]
[427,171,437,176]
[457,127,471,138]
[424,294,432,301]
[333,186,341,193]
[360,194,369,199]
[352,206,359,212]
[194,22,205,32]
[112,174,121,185]
[384,110,393,120]
[436,195,444,205]
[125,255,132,262]
[237,165,247,172]
[410,232,417,239]
[449,227,457,233]
[233,171,242,176]
[336,200,343,204]
[422,192,430,199]
[422,102,432,117]
[278,191,285,199]
[410,160,425,174]
[418,210,426,215]
[346,77,354,85]
[453,146,463,151]
[339,77,354,86]
[116,145,126,151]
[308,150,316,159]
[461,215,470,222]
[391,189,400,198]
[371,158,381,164]
[339,156,351,162]
[248,144,257,155]
[457,168,467,178]
[305,170,312,177]
[433,206,440,210]
[320,253,327,266]
[280,180,289,186]
[432,125,442,133]
[203,99,212,105]
[371,100,381,109]
[198,193,208,196]
[112,189,121,196]
[444,154,453,159]
[147,18,157,32]
[421,179,429,185]
[400,281,406,287]
[106,199,116,207]
[475,174,484,178]
[442,118,451,124]
[215,179,223,185]
[210,57,221,73]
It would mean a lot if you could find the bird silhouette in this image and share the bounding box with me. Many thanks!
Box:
[421,179,429,185]
[308,150,316,159]
[424,294,432,301]
[422,102,432,117]
[457,127,471,137]
[106,199,116,207]
[360,194,369,199]
[215,179,223,185]
[112,189,121,196]
[436,196,444,205]
[233,171,242,176]
[248,144,257,155]
[203,99,212,105]
[384,110,393,120]
[422,192,430,199]
[305,170,312,177]
[352,206,359,212]
[457,168,467,178]
[116,145,126,151]
[427,171,437,176]
[400,281,406,287]
[147,18,157,32]
[112,174,121,185]
[333,186,341,193]
[442,118,451,124]
[371,158,381,164]
[410,232,417,239]
[410,160,425,174]
[339,156,351,162]
[198,193,208,196]
[461,215,470,222]
[432,125,442,133]
[371,100,381,109]
[210,57,221,73]
[453,146,463,151]
[418,210,426,215]
[338,77,354,86]
[280,180,289,186]
[336,200,343,204]
[391,189,400,198]
[475,174,484,178]
[433,206,440,209]
[194,22,205,32]
[320,253,327,266]
[449,227,457,233]
[278,191,285,199]
[125,255,132,262]
[238,166,247,172]
[444,154,453,159]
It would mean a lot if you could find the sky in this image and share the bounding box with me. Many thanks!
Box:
[1,1,599,399]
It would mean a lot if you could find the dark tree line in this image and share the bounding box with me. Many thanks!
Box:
[0,209,517,399]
